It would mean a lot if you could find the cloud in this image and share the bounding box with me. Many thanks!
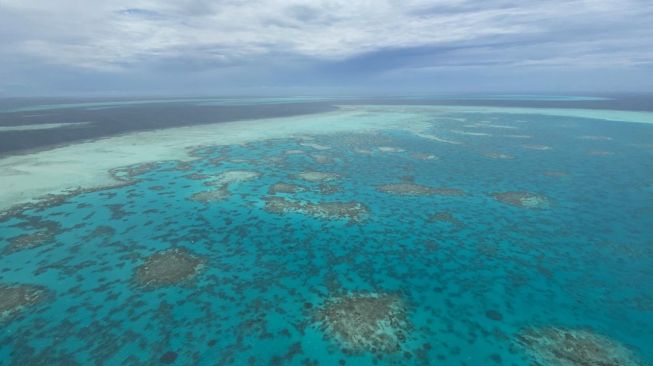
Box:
[0,0,652,94]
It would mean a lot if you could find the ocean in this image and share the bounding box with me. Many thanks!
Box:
[1,96,652,365]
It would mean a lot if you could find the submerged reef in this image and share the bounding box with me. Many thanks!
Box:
[377,179,465,197]
[109,162,158,182]
[427,212,464,228]
[268,182,306,194]
[378,146,405,153]
[296,171,340,182]
[484,152,515,160]
[5,230,55,254]
[516,327,645,366]
[189,185,230,203]
[133,248,205,288]
[522,144,553,150]
[411,152,439,160]
[208,170,261,186]
[314,293,411,354]
[300,142,331,150]
[0,284,51,322]
[312,154,334,164]
[264,197,369,223]
[492,191,551,209]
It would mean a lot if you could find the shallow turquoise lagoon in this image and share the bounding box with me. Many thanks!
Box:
[1,108,652,365]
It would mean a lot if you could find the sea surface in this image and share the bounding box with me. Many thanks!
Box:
[1,96,652,365]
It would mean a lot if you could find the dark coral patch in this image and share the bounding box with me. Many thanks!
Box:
[492,191,551,209]
[485,310,503,321]
[160,351,178,364]
[314,293,411,354]
[0,284,52,322]
[516,326,645,366]
[269,182,306,195]
[189,185,230,203]
[5,230,55,254]
[133,248,205,289]
[264,196,369,223]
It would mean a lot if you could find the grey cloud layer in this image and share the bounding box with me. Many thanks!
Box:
[1,0,652,94]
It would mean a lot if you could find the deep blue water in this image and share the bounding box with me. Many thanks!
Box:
[1,103,653,365]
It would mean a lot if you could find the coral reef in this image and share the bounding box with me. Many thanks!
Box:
[208,170,261,186]
[0,284,51,322]
[377,183,433,196]
[378,146,405,153]
[579,135,612,141]
[411,152,439,160]
[190,185,230,203]
[264,197,369,223]
[268,182,306,194]
[5,230,55,254]
[588,150,615,156]
[300,142,331,150]
[377,180,466,197]
[133,248,205,288]
[484,152,515,160]
[312,154,333,164]
[318,184,343,195]
[296,172,340,182]
[516,326,645,366]
[314,293,411,353]
[522,144,552,150]
[492,191,551,209]
[109,162,158,182]
[427,212,463,227]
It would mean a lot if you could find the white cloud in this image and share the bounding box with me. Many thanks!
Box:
[0,0,652,72]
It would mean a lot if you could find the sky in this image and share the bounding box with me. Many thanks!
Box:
[1,0,652,96]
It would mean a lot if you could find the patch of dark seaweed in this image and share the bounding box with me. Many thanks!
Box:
[133,248,205,288]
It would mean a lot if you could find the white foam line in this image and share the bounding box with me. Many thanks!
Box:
[0,122,91,132]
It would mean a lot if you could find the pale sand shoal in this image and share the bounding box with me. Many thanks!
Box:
[0,122,92,132]
[0,108,429,212]
[346,105,653,124]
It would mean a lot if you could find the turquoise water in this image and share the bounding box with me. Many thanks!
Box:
[1,108,653,365]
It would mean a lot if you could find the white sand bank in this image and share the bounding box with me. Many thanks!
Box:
[0,122,91,132]
[0,108,429,212]
[351,105,653,124]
